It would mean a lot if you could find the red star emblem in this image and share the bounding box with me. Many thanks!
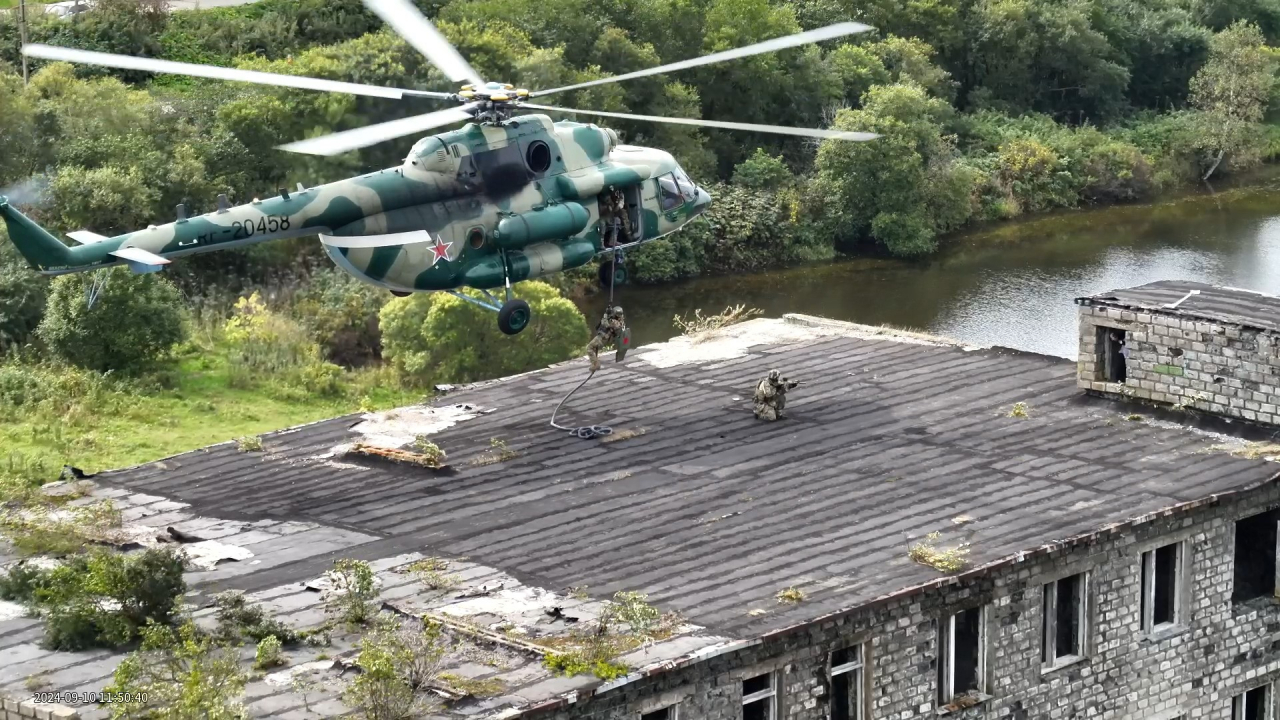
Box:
[428,234,453,266]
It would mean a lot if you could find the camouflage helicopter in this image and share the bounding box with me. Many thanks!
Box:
[0,0,879,336]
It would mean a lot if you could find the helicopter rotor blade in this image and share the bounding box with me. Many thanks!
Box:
[362,0,485,87]
[521,104,880,142]
[277,103,479,156]
[21,44,456,100]
[529,22,872,99]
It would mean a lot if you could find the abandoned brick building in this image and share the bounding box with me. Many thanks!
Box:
[12,286,1280,720]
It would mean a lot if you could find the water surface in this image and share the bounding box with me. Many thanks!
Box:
[585,175,1280,359]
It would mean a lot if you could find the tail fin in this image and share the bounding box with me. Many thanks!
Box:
[0,196,73,270]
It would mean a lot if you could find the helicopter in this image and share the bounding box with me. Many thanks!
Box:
[0,0,879,336]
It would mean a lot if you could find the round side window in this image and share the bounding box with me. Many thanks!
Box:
[468,227,486,249]
[526,141,552,173]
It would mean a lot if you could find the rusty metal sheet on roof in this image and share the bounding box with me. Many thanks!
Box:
[1079,280,1280,332]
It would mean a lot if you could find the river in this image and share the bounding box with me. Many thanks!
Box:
[585,173,1280,360]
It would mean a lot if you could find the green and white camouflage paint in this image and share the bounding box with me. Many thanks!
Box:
[0,114,711,296]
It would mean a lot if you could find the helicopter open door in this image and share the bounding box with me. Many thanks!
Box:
[622,184,642,240]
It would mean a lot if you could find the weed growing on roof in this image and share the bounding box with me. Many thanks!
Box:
[0,496,123,556]
[105,616,247,720]
[470,437,520,466]
[412,435,446,464]
[437,673,505,698]
[323,559,378,626]
[776,587,805,604]
[908,532,971,574]
[1126,413,1144,421]
[1006,402,1029,419]
[407,558,460,591]
[254,635,286,670]
[213,590,303,646]
[673,304,763,336]
[236,435,264,452]
[1206,441,1280,460]
[541,591,680,680]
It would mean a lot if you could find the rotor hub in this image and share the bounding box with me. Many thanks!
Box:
[456,82,529,122]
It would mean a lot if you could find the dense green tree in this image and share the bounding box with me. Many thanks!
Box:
[1189,21,1277,179]
[38,267,187,375]
[0,235,49,356]
[812,83,970,256]
[732,149,794,189]
[380,282,587,384]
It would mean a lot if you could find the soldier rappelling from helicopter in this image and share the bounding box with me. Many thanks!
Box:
[586,305,629,372]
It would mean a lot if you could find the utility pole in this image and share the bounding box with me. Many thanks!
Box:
[18,0,28,86]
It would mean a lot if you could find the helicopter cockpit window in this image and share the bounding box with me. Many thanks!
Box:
[673,168,697,203]
[657,173,684,212]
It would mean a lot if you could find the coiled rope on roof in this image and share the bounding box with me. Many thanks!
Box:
[549,369,613,440]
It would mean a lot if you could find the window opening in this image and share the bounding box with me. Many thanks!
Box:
[642,706,676,720]
[1042,573,1086,667]
[657,173,684,212]
[1233,510,1279,604]
[742,672,775,720]
[939,606,984,707]
[1141,542,1182,632]
[1233,686,1269,720]
[830,645,863,720]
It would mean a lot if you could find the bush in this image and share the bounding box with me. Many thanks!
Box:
[37,267,186,375]
[254,635,285,669]
[105,618,247,720]
[0,235,49,356]
[21,547,187,651]
[223,291,345,396]
[323,558,378,625]
[291,268,388,367]
[379,281,587,386]
[213,590,301,645]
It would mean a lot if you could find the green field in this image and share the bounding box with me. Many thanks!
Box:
[0,347,416,482]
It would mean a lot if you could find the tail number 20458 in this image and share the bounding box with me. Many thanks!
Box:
[231,216,292,239]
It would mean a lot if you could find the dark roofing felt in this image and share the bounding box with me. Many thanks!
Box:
[97,319,1280,639]
[1079,280,1280,333]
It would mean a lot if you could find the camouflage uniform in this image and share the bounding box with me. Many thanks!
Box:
[587,306,626,372]
[754,369,798,421]
[611,188,633,244]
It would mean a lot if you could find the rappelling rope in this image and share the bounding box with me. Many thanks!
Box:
[549,368,613,440]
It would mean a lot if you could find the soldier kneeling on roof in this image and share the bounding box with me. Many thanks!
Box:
[754,369,800,421]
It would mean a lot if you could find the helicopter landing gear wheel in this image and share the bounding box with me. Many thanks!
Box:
[598,259,628,289]
[498,298,531,335]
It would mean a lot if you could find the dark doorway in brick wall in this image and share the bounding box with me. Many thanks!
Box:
[1233,509,1279,604]
[642,707,674,720]
[1096,326,1128,383]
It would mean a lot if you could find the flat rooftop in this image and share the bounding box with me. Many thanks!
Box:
[1079,279,1280,332]
[102,315,1277,635]
[6,314,1279,719]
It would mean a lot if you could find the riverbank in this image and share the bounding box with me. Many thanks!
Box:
[596,165,1280,360]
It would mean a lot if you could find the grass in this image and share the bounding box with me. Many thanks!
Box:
[673,304,763,337]
[0,343,415,487]
[908,531,971,573]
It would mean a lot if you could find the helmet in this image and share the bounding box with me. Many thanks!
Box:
[611,306,625,318]
[768,369,781,382]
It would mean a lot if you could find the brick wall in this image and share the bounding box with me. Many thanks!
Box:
[537,480,1280,720]
[0,696,78,720]
[1074,303,1280,425]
